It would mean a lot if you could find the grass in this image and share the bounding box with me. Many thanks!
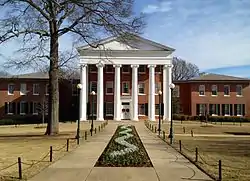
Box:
[148,120,250,181]
[0,121,103,180]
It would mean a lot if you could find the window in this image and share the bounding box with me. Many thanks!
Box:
[196,104,206,116]
[138,65,146,73]
[106,65,114,73]
[138,82,145,94]
[72,83,78,96]
[236,85,242,96]
[122,65,130,73]
[106,81,113,95]
[155,104,160,115]
[199,85,205,96]
[8,84,15,95]
[224,104,230,115]
[90,81,97,93]
[155,82,161,94]
[224,85,230,96]
[45,84,49,95]
[6,102,15,114]
[155,65,162,73]
[89,64,97,72]
[209,104,219,115]
[33,102,38,115]
[20,83,27,95]
[211,85,217,96]
[138,104,145,115]
[122,82,130,94]
[33,84,40,95]
[106,102,114,116]
[20,101,28,115]
[236,104,243,116]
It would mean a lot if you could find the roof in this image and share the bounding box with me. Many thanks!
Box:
[190,73,250,81]
[77,33,175,51]
[0,72,49,79]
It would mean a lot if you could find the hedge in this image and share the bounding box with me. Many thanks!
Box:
[173,114,250,122]
[0,116,77,126]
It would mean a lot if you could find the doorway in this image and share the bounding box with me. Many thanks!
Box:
[121,102,130,120]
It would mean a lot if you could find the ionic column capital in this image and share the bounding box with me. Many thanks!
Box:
[147,64,156,68]
[131,64,139,68]
[113,64,122,68]
[96,62,105,68]
[80,64,87,68]
[163,64,173,69]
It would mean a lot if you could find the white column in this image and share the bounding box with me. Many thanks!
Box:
[163,64,173,121]
[148,65,156,121]
[131,64,139,121]
[80,64,87,121]
[113,64,121,121]
[96,63,104,121]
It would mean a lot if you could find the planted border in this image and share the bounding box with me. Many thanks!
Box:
[95,125,152,167]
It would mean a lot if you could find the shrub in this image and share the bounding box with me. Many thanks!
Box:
[172,114,250,123]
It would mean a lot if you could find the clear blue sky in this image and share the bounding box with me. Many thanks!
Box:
[0,0,250,77]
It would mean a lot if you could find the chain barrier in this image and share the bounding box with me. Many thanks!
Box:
[0,121,108,179]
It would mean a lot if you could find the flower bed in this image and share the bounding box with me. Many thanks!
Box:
[95,125,152,167]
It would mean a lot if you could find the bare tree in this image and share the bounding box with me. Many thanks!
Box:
[0,0,144,135]
[172,57,199,81]
[37,95,49,124]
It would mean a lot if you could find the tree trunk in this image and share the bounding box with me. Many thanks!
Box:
[45,19,59,135]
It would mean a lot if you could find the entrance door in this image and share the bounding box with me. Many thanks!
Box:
[121,102,130,120]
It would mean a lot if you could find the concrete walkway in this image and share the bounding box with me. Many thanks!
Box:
[29,121,214,181]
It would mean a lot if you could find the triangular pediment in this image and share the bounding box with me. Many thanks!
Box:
[77,34,175,52]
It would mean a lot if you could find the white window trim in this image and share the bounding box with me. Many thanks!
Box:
[199,85,205,96]
[106,65,114,73]
[106,81,114,95]
[33,84,40,95]
[211,85,218,96]
[105,102,114,116]
[155,82,162,95]
[122,66,130,74]
[8,83,15,95]
[20,101,26,115]
[236,85,243,97]
[138,65,146,74]
[89,65,97,73]
[224,85,230,96]
[138,82,145,95]
[122,81,130,95]
[20,83,27,95]
[33,102,38,115]
[138,104,146,116]
[7,102,14,115]
[89,81,97,94]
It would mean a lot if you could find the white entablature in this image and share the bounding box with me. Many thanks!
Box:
[77,34,175,65]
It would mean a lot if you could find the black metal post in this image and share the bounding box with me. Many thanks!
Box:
[157,93,161,135]
[90,94,94,136]
[75,87,81,144]
[168,88,174,144]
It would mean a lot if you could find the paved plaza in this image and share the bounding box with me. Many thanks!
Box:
[29,121,213,181]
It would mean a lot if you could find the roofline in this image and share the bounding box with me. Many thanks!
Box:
[76,34,175,52]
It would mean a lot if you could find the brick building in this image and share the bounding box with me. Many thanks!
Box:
[176,73,250,117]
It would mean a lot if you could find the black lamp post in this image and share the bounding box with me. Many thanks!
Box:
[168,83,175,144]
[90,91,96,136]
[157,90,162,135]
[76,83,82,145]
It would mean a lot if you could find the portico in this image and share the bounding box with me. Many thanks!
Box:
[77,35,175,121]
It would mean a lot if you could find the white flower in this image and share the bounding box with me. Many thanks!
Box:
[109,125,139,158]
